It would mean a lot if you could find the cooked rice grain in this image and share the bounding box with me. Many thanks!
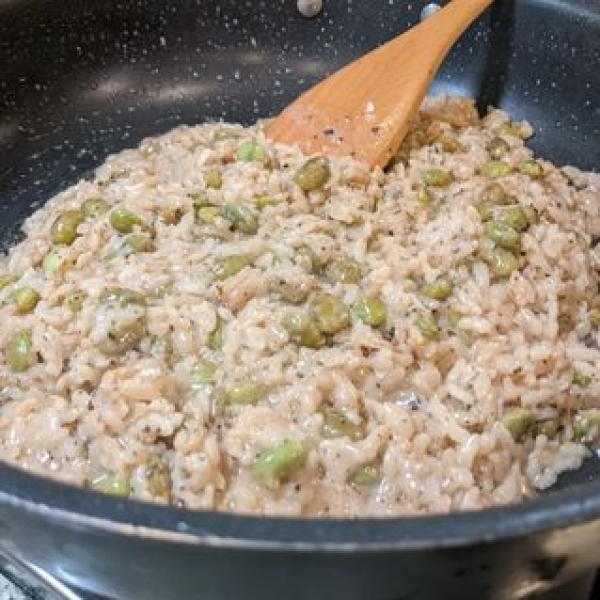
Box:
[0,97,598,516]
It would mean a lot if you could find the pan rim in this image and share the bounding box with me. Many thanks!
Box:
[0,0,599,556]
[0,459,599,551]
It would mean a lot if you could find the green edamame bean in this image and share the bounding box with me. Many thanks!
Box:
[496,206,530,232]
[91,474,130,497]
[65,292,86,313]
[0,275,17,290]
[6,329,34,372]
[481,161,513,179]
[440,135,463,153]
[281,311,326,349]
[98,289,146,355]
[98,317,147,356]
[212,254,253,281]
[12,287,41,314]
[518,159,543,179]
[207,317,226,351]
[523,206,540,225]
[192,359,218,384]
[294,157,331,192]
[483,183,509,204]
[349,463,381,486]
[269,279,309,304]
[81,197,109,219]
[479,241,521,278]
[254,196,279,209]
[446,310,463,331]
[326,258,362,285]
[353,297,387,328]
[204,169,223,189]
[109,207,144,234]
[221,202,259,234]
[222,380,268,406]
[485,220,521,251]
[297,245,328,274]
[497,122,532,140]
[572,370,593,388]
[251,441,307,489]
[476,183,511,222]
[50,210,83,245]
[145,455,172,501]
[321,407,363,441]
[196,205,220,224]
[422,278,454,301]
[100,287,147,307]
[422,168,454,188]
[417,185,433,205]
[502,408,534,441]
[43,246,67,273]
[415,311,441,340]
[236,140,266,162]
[488,137,510,160]
[573,410,600,442]
[476,201,493,221]
[309,293,350,335]
[126,234,155,253]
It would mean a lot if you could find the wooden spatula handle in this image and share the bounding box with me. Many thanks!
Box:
[266,0,494,167]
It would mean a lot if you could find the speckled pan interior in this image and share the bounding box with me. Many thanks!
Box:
[0,4,599,600]
[0,0,599,487]
[1,0,600,492]
[1,0,599,250]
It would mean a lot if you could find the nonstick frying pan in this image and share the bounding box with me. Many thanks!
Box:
[0,1,599,599]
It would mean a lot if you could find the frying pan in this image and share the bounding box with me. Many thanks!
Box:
[1,0,600,599]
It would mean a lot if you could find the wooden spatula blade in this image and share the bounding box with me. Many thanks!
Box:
[266,0,493,168]
[265,41,429,167]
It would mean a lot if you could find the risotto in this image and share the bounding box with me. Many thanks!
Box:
[0,97,598,517]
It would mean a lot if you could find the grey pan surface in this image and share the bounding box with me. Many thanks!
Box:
[0,0,600,599]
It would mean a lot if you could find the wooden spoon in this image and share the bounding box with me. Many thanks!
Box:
[266,0,493,168]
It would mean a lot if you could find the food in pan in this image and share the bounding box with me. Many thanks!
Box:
[0,97,598,516]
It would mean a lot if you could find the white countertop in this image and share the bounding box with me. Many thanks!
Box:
[0,568,52,600]
[0,575,28,600]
